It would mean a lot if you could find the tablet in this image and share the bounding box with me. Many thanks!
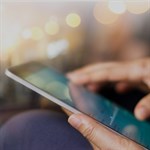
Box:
[5,62,150,150]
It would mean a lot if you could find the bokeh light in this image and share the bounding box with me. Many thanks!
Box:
[45,20,59,35]
[31,27,44,41]
[4,23,22,49]
[127,0,150,14]
[66,13,81,28]
[108,0,126,14]
[94,2,119,25]
[47,39,69,59]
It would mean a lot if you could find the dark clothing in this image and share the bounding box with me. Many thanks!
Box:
[0,110,92,150]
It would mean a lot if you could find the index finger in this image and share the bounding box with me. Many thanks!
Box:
[68,59,150,85]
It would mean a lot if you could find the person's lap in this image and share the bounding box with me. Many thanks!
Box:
[0,110,92,150]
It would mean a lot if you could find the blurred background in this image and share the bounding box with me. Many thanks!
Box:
[0,0,150,126]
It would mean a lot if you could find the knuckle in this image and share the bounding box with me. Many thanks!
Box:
[82,124,96,141]
[118,138,131,150]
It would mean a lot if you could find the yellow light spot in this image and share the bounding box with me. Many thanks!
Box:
[45,21,59,35]
[31,27,44,41]
[66,13,81,28]
[108,0,126,14]
[127,0,150,14]
[94,2,119,25]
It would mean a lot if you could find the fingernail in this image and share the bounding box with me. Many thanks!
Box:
[66,73,74,77]
[67,74,88,83]
[68,114,82,129]
[67,73,79,79]
[136,106,149,120]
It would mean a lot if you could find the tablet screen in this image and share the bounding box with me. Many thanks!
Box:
[9,62,150,149]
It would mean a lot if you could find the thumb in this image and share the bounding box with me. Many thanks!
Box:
[68,113,142,150]
[134,94,150,121]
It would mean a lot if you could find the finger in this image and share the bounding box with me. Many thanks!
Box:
[67,63,128,85]
[134,94,150,121]
[89,142,100,150]
[87,84,99,92]
[67,62,117,84]
[68,59,150,86]
[61,107,73,116]
[68,113,142,150]
[116,82,149,94]
[84,62,144,83]
[87,83,103,92]
[115,82,133,93]
[68,62,117,75]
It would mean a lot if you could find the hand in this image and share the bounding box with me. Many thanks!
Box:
[67,58,150,120]
[68,113,144,150]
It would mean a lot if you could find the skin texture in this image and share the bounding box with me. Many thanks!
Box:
[66,58,150,150]
[68,113,144,150]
